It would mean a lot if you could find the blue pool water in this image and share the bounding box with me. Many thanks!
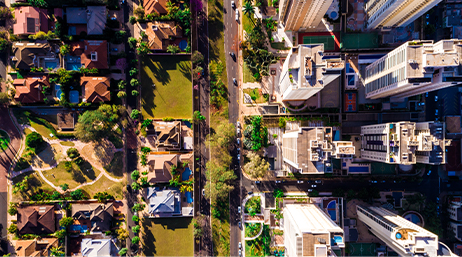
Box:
[396,232,402,239]
[333,236,342,243]
[348,166,369,173]
[45,61,58,69]
[185,191,193,203]
[182,167,192,181]
[327,200,337,221]
[66,56,82,71]
[69,90,79,103]
[179,40,188,51]
[70,225,88,233]
[55,84,62,98]
[404,213,422,225]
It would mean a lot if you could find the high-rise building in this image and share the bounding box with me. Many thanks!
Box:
[449,200,462,222]
[449,222,462,242]
[280,44,343,104]
[364,39,462,100]
[360,121,451,165]
[282,126,354,174]
[357,206,456,256]
[365,0,443,30]
[279,0,333,31]
[284,204,344,257]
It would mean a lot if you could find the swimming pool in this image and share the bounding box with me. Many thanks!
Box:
[185,191,193,203]
[179,40,188,51]
[404,213,423,225]
[55,84,62,98]
[66,56,82,71]
[348,166,369,173]
[70,225,88,233]
[69,90,79,103]
[182,167,192,181]
[44,61,58,70]
[326,200,337,221]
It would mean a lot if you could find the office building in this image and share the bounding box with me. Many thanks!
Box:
[284,204,344,257]
[280,44,343,104]
[282,127,354,174]
[360,121,451,165]
[365,0,443,30]
[357,206,456,256]
[365,39,462,100]
[279,0,333,31]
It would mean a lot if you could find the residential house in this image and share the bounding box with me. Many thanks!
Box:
[145,21,183,51]
[13,6,48,35]
[66,7,107,35]
[80,238,112,257]
[69,40,109,70]
[143,0,168,15]
[57,112,75,131]
[72,203,114,233]
[15,238,59,257]
[13,75,49,104]
[146,187,193,217]
[146,153,193,183]
[17,205,56,235]
[147,121,182,150]
[81,76,111,103]
[12,42,59,70]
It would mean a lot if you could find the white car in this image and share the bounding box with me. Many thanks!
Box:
[311,185,317,188]
[237,128,241,135]
[235,10,239,21]
[239,242,242,249]
[238,206,241,213]
[315,180,322,184]
[237,121,241,128]
[297,180,304,184]
[231,0,236,8]
[239,249,242,256]
[308,189,313,192]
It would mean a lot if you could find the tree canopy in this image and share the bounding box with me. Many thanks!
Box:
[75,105,125,142]
[243,152,270,179]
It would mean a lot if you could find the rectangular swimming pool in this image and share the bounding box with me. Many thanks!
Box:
[348,166,369,173]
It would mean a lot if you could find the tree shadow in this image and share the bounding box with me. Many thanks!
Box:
[141,219,157,256]
[79,160,97,180]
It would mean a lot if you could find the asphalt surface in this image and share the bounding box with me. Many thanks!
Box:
[223,0,241,255]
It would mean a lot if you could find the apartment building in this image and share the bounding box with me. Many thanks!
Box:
[360,121,451,165]
[279,0,333,31]
[280,44,343,104]
[282,127,354,174]
[284,204,344,257]
[357,206,456,256]
[365,0,443,30]
[365,39,462,100]
[449,222,462,242]
[449,200,462,222]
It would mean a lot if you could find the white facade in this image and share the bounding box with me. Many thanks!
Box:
[366,0,443,30]
[449,201,462,222]
[449,222,462,242]
[360,121,451,165]
[365,39,462,100]
[284,204,344,257]
[357,206,454,256]
[279,0,333,31]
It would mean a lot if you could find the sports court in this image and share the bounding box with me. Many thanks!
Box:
[298,32,341,51]
[371,162,396,175]
[348,243,377,256]
[341,33,379,49]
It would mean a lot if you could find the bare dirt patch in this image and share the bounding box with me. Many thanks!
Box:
[81,139,116,167]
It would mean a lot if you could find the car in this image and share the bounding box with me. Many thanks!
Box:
[235,10,239,21]
[237,148,240,152]
[239,249,242,256]
[202,189,205,196]
[381,180,386,183]
[427,170,432,176]
[315,180,322,184]
[237,154,240,160]
[233,78,237,85]
[311,185,317,188]
[238,221,241,228]
[237,128,241,135]
[371,180,377,183]
[435,95,438,102]
[435,109,439,116]
[255,181,260,184]
[111,48,118,52]
[237,138,241,144]
[247,191,253,195]
[237,121,241,128]
[308,189,313,192]
[111,16,117,20]
[238,206,241,213]
[126,184,132,192]
[239,242,242,249]
[425,92,429,97]
[230,52,236,60]
[297,180,304,183]
[231,0,236,8]
[275,180,281,183]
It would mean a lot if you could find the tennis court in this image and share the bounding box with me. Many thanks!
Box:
[302,35,336,50]
[348,243,377,256]
[371,162,396,175]
[341,33,379,49]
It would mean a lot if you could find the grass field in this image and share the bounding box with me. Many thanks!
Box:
[141,55,192,119]
[79,175,125,199]
[243,63,257,83]
[0,129,10,152]
[141,217,194,256]
[104,151,124,178]
[42,161,100,190]
[59,141,75,146]
[12,171,55,202]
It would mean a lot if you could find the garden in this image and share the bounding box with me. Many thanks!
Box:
[245,196,261,216]
[140,55,192,119]
[245,225,271,257]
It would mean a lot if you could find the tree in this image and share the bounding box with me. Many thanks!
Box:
[129,16,137,24]
[137,42,151,56]
[243,152,270,179]
[273,188,283,198]
[131,236,140,244]
[132,203,145,212]
[70,189,85,200]
[128,37,138,49]
[192,51,204,64]
[130,109,140,119]
[7,224,17,235]
[309,189,319,197]
[75,105,123,142]
[116,228,129,241]
[130,78,139,87]
[347,189,356,199]
[131,170,140,181]
[0,92,9,104]
[94,192,114,202]
[206,122,236,148]
[66,148,80,159]
[60,45,70,55]
[50,246,65,257]
[132,90,139,96]
[129,68,139,77]
[59,217,74,228]
[60,183,69,191]
[7,203,17,215]
[134,7,145,18]
[0,38,8,53]
[117,91,127,98]
[118,80,127,89]
[54,229,66,239]
[132,181,141,190]
[193,111,206,122]
[25,132,44,149]
[132,225,141,234]
[118,248,128,256]
[167,45,181,54]
[204,161,236,203]
[243,2,255,20]
[132,215,140,222]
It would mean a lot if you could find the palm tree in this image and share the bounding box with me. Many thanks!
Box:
[243,2,255,21]
[50,246,65,257]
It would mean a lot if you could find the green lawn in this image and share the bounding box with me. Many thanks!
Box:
[208,0,227,83]
[141,55,192,119]
[0,129,10,152]
[12,171,55,202]
[243,63,257,83]
[59,141,75,146]
[141,217,194,256]
[243,14,253,35]
[79,175,125,199]
[42,161,100,190]
[245,225,271,257]
[104,151,124,178]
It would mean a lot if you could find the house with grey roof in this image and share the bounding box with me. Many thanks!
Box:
[80,238,112,257]
[147,187,193,218]
[66,6,107,35]
[72,203,113,233]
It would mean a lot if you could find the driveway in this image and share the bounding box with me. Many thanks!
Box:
[0,108,21,243]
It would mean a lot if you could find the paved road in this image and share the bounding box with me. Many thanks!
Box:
[0,108,21,251]
[223,0,241,255]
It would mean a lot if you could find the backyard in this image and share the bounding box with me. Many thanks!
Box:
[141,217,194,256]
[141,55,192,119]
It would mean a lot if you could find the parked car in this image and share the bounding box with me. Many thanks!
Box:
[231,0,236,8]
[255,181,260,184]
[435,109,439,116]
[202,189,205,196]
[297,180,304,183]
[275,180,281,183]
[371,180,378,183]
[435,95,438,102]
[237,121,241,128]
[308,180,314,183]
[238,242,242,249]
[235,10,239,21]
[315,180,322,184]
[425,92,428,97]
[237,148,240,152]
[237,138,241,144]
[311,185,316,188]
[239,249,242,256]
[247,191,253,195]
[111,48,118,52]
[237,128,240,135]
[237,154,240,160]
[238,221,241,228]
[308,189,313,192]
[238,206,241,213]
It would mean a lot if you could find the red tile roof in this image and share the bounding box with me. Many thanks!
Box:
[143,0,168,14]
[13,75,49,103]
[17,205,56,235]
[145,21,182,50]
[71,40,108,69]
[81,76,111,103]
